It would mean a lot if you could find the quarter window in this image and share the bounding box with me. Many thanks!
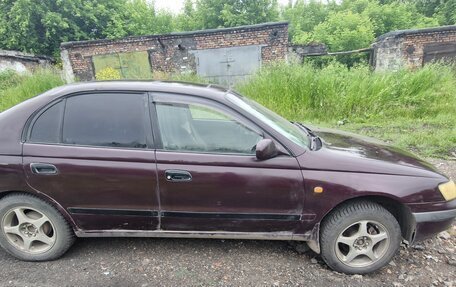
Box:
[156,102,262,154]
[29,101,64,143]
[62,93,148,148]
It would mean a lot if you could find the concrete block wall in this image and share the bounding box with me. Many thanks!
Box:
[0,50,53,74]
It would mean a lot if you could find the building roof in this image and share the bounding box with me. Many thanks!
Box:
[61,21,289,49]
[376,25,456,41]
[0,49,53,62]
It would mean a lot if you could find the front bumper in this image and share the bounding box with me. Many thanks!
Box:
[414,208,456,223]
[410,199,456,242]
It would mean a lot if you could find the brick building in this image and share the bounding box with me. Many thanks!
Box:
[372,25,456,70]
[61,22,288,85]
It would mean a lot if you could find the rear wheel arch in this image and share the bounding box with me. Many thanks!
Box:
[0,190,79,232]
[0,192,76,261]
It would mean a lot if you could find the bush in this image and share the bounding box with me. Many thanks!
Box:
[0,70,23,90]
[95,67,122,80]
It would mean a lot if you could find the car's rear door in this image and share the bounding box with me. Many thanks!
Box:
[151,93,305,233]
[22,92,159,231]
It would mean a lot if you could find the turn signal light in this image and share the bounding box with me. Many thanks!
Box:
[439,180,456,201]
[314,186,324,194]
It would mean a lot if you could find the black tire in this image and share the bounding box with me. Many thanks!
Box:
[0,193,75,261]
[320,201,401,274]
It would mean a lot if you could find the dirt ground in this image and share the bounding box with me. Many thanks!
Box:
[0,159,454,287]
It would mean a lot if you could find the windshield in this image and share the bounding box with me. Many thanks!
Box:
[226,93,310,149]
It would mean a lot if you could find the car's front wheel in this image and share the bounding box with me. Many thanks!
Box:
[0,193,75,261]
[320,201,401,274]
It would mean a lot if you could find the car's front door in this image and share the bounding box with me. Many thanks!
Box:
[151,93,305,233]
[23,92,159,231]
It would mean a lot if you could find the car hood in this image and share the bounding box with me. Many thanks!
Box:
[297,125,446,179]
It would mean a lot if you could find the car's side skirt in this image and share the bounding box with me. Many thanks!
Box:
[74,229,312,242]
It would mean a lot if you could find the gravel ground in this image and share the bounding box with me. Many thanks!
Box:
[0,159,454,287]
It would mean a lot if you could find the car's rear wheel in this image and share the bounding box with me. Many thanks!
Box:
[0,193,75,261]
[320,201,401,274]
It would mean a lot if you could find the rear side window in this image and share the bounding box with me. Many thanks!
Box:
[62,93,148,148]
[29,101,64,143]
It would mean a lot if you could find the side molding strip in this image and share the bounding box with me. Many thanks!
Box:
[68,208,302,221]
[68,208,158,217]
[162,211,301,221]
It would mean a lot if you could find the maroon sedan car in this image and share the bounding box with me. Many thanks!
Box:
[0,81,455,274]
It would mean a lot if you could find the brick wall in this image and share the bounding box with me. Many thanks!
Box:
[402,30,456,67]
[372,26,456,71]
[61,22,288,82]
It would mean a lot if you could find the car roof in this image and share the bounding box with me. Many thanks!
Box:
[45,80,231,102]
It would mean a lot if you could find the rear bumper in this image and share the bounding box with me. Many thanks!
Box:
[410,200,456,242]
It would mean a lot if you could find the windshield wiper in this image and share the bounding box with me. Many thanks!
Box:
[292,122,321,151]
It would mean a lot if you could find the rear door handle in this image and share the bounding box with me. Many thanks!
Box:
[30,163,58,175]
[165,170,192,182]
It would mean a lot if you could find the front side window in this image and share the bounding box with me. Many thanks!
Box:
[62,93,148,148]
[156,102,262,154]
[226,93,310,149]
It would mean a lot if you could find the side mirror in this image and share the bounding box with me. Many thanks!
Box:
[256,139,279,160]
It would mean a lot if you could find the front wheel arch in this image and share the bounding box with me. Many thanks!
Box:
[321,195,415,243]
[307,195,416,254]
[320,200,402,274]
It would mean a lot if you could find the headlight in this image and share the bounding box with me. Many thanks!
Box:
[439,180,456,201]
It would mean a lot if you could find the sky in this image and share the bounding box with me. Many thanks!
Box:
[155,0,293,14]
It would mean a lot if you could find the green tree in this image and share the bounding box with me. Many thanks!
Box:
[311,11,375,51]
[105,0,175,38]
[360,1,438,36]
[287,0,439,46]
[0,0,126,57]
[435,0,456,24]
[413,0,443,17]
[220,0,279,27]
[175,0,202,31]
[176,0,279,30]
[283,0,334,43]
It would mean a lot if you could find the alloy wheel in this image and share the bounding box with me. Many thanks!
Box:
[2,207,56,254]
[335,220,390,268]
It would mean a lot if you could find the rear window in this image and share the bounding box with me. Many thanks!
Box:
[28,93,149,149]
[62,93,148,148]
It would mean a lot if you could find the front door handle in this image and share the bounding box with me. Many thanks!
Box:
[165,170,192,182]
[30,163,58,175]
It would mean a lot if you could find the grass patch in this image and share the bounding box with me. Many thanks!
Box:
[0,69,64,112]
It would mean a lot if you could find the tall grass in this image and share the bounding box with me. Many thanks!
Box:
[0,69,64,112]
[236,62,456,157]
[236,61,456,123]
[0,64,454,158]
